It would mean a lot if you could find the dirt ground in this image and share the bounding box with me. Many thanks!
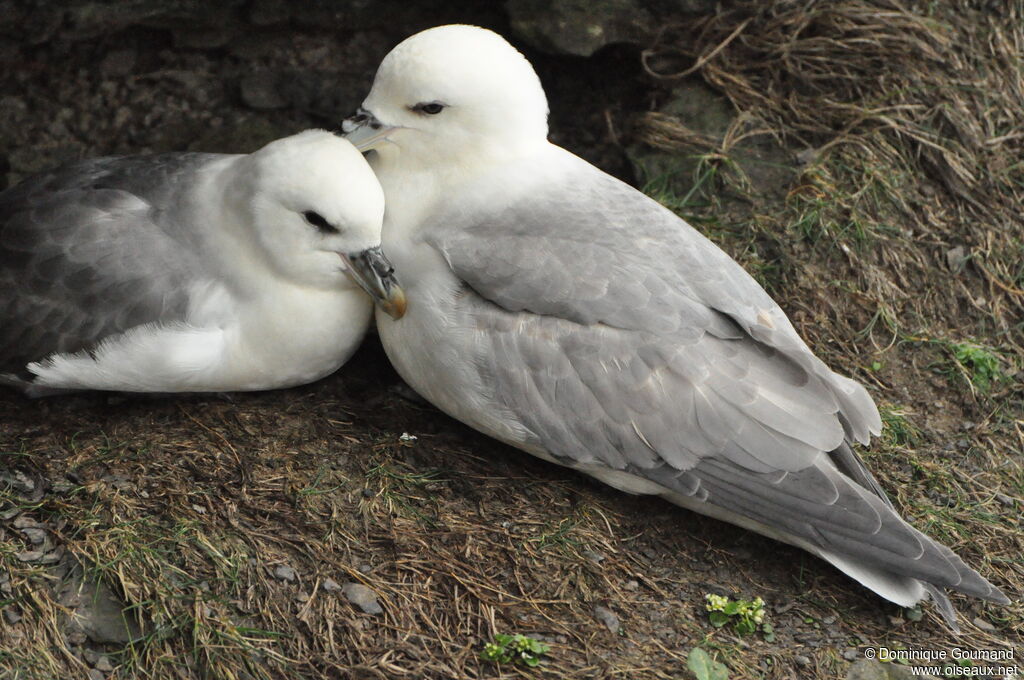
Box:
[0,2,1021,679]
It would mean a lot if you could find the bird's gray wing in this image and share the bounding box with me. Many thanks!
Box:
[426,165,1005,603]
[0,153,221,376]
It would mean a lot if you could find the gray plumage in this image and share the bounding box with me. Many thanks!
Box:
[2,129,393,395]
[404,154,1008,618]
[349,22,1007,631]
[0,154,212,378]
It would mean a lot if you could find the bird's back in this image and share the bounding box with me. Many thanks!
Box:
[0,153,219,376]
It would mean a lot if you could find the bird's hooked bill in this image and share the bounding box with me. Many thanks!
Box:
[342,108,396,152]
[342,246,407,319]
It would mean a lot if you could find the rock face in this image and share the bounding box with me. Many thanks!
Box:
[58,570,143,645]
[628,80,795,200]
[506,0,718,56]
[507,0,652,56]
[846,659,915,680]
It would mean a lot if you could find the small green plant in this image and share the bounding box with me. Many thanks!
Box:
[880,405,921,448]
[948,342,1004,392]
[687,647,729,680]
[480,633,551,668]
[704,594,772,639]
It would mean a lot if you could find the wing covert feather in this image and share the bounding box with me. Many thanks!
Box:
[0,154,221,374]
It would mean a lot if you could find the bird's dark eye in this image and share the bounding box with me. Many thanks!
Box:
[303,211,339,234]
[412,101,446,115]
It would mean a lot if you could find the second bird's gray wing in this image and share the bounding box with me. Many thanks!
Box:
[0,154,221,377]
[426,163,1006,605]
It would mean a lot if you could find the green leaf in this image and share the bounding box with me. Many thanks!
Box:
[687,648,730,680]
[734,619,755,636]
[708,611,730,627]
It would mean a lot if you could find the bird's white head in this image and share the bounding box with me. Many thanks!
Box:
[240,130,405,317]
[344,25,550,170]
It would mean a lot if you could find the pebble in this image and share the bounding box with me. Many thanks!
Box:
[322,578,341,592]
[12,515,40,529]
[358,564,372,574]
[624,579,639,591]
[66,627,87,645]
[361,488,375,498]
[94,656,114,672]
[1,471,33,494]
[995,493,1014,507]
[583,550,605,564]
[3,608,21,624]
[21,527,47,545]
[593,605,620,634]
[273,565,297,582]
[87,670,105,680]
[795,655,811,667]
[99,49,136,78]
[794,632,821,645]
[341,583,383,615]
[972,617,996,633]
[239,73,288,110]
[843,649,859,661]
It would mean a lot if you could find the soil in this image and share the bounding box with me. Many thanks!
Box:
[0,3,1020,680]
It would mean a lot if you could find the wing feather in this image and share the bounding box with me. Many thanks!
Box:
[424,154,1003,603]
[0,154,220,375]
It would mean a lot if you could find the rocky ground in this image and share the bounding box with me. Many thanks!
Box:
[0,1,1021,679]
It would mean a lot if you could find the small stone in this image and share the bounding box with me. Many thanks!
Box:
[846,658,915,680]
[2,473,34,493]
[94,656,114,672]
[583,550,605,563]
[295,592,309,603]
[796,147,818,165]
[822,615,836,625]
[322,578,341,592]
[972,616,996,632]
[624,580,639,591]
[82,649,99,665]
[39,549,63,564]
[86,669,104,680]
[99,49,136,78]
[239,73,288,110]
[66,626,87,646]
[795,655,811,667]
[51,480,74,494]
[15,550,43,562]
[361,488,375,498]
[21,527,47,545]
[3,608,21,624]
[12,515,39,529]
[995,493,1014,507]
[273,565,297,582]
[358,564,372,574]
[341,583,383,615]
[249,0,290,25]
[593,605,620,634]
[946,245,968,272]
[843,649,859,661]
